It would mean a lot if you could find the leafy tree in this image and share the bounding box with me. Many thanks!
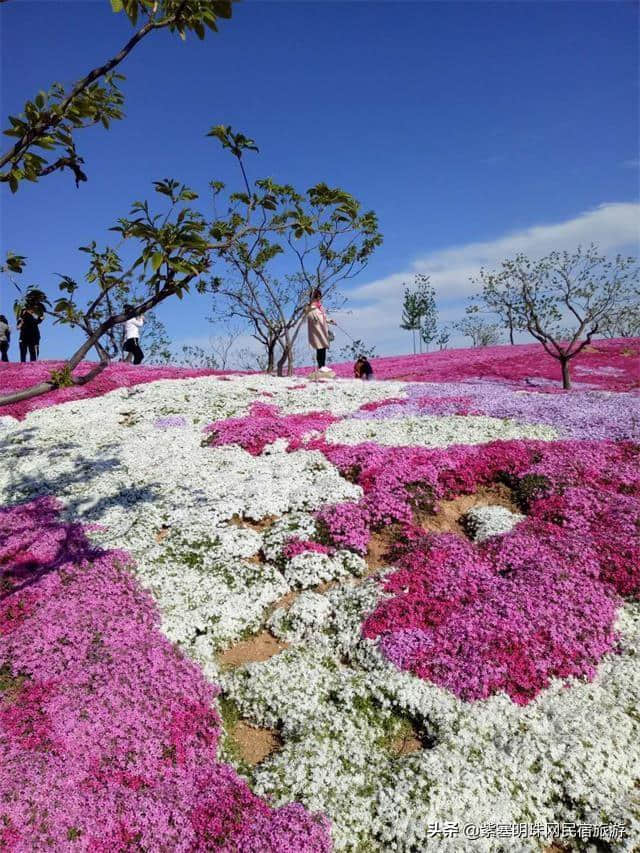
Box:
[400,274,438,353]
[417,276,438,352]
[208,182,382,376]
[1,0,235,191]
[435,326,450,350]
[400,288,422,354]
[472,245,638,388]
[454,306,502,348]
[338,338,377,361]
[175,344,220,369]
[598,302,640,339]
[0,128,313,407]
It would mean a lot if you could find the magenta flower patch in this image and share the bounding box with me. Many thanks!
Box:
[204,402,340,455]
[0,498,331,851]
[308,438,640,704]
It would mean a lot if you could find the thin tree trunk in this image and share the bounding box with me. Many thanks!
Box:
[0,346,110,406]
[266,339,276,373]
[560,357,571,390]
[276,346,289,377]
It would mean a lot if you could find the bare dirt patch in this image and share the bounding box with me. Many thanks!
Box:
[389,731,423,757]
[232,721,282,766]
[621,347,638,357]
[266,589,300,616]
[155,525,170,543]
[416,484,518,537]
[366,525,403,573]
[0,666,27,703]
[218,630,289,670]
[581,345,601,354]
[228,513,279,532]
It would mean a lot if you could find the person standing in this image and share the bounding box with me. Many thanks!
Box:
[122,306,145,365]
[0,315,10,362]
[17,308,42,362]
[306,289,334,372]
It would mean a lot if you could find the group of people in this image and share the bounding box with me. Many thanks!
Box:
[0,309,43,363]
[0,306,146,365]
[306,288,373,380]
[1,291,371,378]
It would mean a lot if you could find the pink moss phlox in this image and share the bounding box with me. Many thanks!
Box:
[282,537,333,560]
[205,402,340,455]
[306,437,639,703]
[315,502,371,554]
[0,498,331,850]
[296,337,640,392]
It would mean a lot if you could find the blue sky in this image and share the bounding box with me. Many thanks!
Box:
[1,0,638,362]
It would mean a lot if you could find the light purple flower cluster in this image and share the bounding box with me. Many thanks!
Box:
[154,415,188,429]
[0,498,331,851]
[351,382,640,441]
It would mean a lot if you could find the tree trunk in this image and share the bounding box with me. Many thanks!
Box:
[560,356,571,390]
[0,351,110,406]
[266,339,276,373]
[276,345,289,377]
[507,307,514,345]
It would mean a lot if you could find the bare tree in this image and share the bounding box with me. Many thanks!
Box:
[454,307,502,348]
[472,245,638,388]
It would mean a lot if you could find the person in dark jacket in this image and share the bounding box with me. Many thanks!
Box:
[17,309,42,362]
[354,355,373,380]
[0,315,10,362]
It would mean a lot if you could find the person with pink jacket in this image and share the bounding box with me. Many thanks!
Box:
[306,288,334,372]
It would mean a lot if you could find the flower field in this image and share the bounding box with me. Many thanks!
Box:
[1,340,639,851]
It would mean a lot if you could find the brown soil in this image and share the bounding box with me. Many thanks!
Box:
[228,513,279,532]
[0,667,27,703]
[266,589,300,616]
[389,731,423,757]
[366,525,403,572]
[621,347,637,357]
[244,552,266,565]
[416,484,519,538]
[155,526,170,543]
[581,345,600,354]
[218,630,289,670]
[231,721,282,766]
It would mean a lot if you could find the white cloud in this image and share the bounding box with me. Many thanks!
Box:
[622,159,640,169]
[335,202,640,357]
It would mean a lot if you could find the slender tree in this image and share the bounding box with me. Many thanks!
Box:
[472,245,638,388]
[400,288,422,354]
[1,0,235,191]
[208,182,382,376]
[0,128,318,406]
[454,306,502,348]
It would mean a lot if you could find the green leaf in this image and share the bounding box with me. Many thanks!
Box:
[151,252,164,271]
[35,91,46,109]
[110,0,123,11]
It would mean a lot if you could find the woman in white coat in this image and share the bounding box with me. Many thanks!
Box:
[306,289,334,372]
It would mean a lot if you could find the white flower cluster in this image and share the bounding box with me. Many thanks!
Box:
[326,414,559,448]
[2,373,638,851]
[463,504,526,542]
